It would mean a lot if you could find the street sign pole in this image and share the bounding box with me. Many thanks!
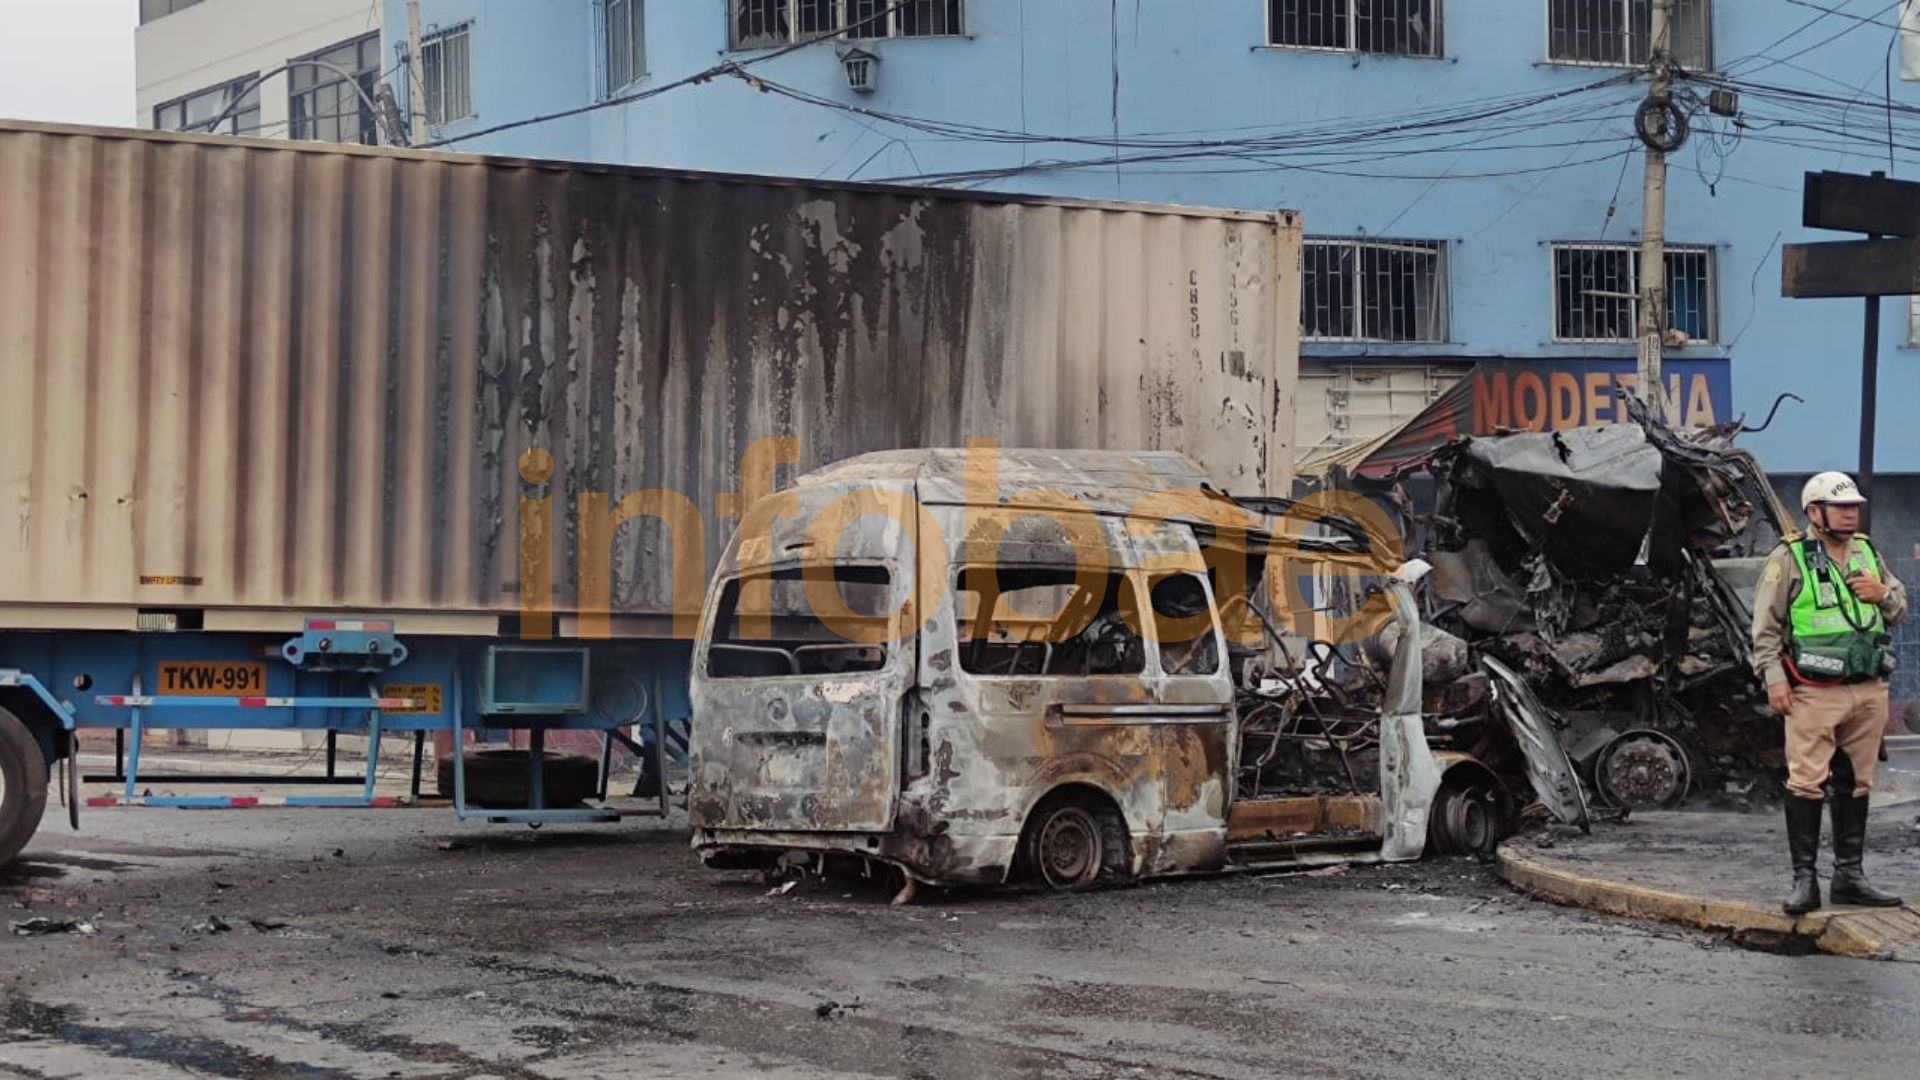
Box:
[1783,169,1920,527]
[1858,169,1889,522]
[1861,229,1881,519]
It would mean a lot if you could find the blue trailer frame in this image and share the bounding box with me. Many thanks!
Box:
[0,616,693,867]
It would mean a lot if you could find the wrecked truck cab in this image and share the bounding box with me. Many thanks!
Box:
[688,450,1526,891]
[1416,407,1791,810]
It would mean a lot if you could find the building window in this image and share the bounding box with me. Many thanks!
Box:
[1552,243,1717,345]
[1267,0,1442,58]
[421,24,474,126]
[604,0,645,93]
[731,0,962,49]
[139,0,205,23]
[1547,0,1712,69]
[1302,239,1449,343]
[289,33,382,145]
[153,76,260,136]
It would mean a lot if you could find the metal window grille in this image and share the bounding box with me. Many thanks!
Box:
[139,0,205,24]
[422,24,474,126]
[1552,243,1716,344]
[1302,239,1449,343]
[1548,0,1711,69]
[732,0,961,48]
[289,33,382,145]
[798,0,842,35]
[603,0,645,93]
[153,76,261,136]
[1268,0,1442,58]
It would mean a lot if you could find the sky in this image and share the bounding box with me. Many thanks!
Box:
[0,0,138,127]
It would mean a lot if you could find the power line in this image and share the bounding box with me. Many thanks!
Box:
[1736,0,1906,77]
[1721,0,1892,72]
[425,0,928,149]
[1782,0,1903,32]
[732,68,1636,150]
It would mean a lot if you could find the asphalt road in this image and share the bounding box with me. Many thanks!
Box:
[4,804,1920,1080]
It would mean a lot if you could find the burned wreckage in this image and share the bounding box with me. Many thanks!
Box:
[684,416,1788,892]
[1381,407,1795,815]
[687,448,1601,893]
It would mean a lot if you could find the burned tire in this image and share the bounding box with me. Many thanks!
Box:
[0,706,49,869]
[435,749,598,809]
[1018,791,1131,891]
[1427,779,1512,858]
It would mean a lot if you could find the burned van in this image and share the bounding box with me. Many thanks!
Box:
[687,449,1580,891]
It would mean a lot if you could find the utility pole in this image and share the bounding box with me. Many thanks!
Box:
[1636,0,1673,424]
[407,0,429,147]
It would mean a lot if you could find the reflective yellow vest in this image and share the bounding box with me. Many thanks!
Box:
[1787,538,1892,682]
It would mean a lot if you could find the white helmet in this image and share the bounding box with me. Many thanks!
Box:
[1801,471,1866,510]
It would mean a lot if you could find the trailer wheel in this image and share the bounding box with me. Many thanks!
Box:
[437,748,599,809]
[0,706,49,869]
[1018,789,1130,891]
[1427,778,1512,858]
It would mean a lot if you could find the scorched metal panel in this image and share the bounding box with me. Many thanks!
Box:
[0,121,1300,630]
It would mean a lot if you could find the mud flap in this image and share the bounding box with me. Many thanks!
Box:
[1483,656,1590,831]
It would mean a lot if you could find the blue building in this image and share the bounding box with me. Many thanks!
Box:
[383,0,1920,691]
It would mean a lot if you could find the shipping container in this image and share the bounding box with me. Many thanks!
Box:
[0,121,1302,636]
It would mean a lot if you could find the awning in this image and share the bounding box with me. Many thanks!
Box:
[1297,358,1733,481]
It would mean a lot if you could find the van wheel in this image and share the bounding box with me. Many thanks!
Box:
[1427,779,1511,857]
[0,706,49,869]
[1020,792,1129,891]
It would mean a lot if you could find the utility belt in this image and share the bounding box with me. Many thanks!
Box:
[1789,634,1898,685]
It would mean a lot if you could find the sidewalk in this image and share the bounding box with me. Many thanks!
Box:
[1498,807,1920,960]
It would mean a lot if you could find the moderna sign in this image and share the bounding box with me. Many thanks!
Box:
[1350,358,1732,477]
[1469,359,1728,432]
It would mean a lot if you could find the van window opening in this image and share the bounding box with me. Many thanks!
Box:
[1150,573,1221,676]
[706,566,892,678]
[955,567,1145,677]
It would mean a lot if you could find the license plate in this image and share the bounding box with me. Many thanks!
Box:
[381,683,443,716]
[158,662,266,697]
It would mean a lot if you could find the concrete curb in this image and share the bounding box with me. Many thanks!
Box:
[1496,841,1920,960]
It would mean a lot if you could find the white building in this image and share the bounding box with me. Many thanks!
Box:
[137,0,386,143]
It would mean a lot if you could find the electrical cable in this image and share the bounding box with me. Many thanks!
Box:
[424,0,929,149]
[188,58,388,140]
[1739,0,1905,77]
[709,65,1642,188]
[1722,0,1902,73]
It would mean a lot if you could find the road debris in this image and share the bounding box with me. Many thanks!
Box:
[9,917,98,937]
[814,1000,864,1021]
[190,915,232,934]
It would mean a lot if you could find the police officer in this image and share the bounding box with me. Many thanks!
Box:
[1751,471,1908,914]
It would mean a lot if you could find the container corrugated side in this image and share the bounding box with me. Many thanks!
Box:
[0,122,1300,631]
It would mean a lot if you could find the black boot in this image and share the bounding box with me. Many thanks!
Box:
[1783,796,1824,915]
[1829,795,1904,907]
